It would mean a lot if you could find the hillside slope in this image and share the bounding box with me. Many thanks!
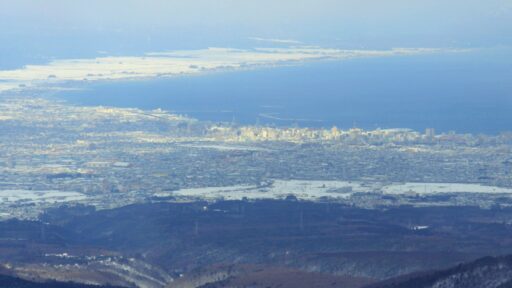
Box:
[367,255,512,288]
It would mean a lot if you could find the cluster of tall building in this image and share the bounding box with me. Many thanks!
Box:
[207,125,441,143]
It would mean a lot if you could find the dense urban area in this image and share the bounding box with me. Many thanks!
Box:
[1,94,511,220]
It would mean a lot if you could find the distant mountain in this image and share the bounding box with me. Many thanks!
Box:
[367,255,512,288]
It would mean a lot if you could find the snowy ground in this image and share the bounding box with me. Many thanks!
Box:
[382,182,512,195]
[0,190,87,204]
[157,180,370,201]
[0,47,449,93]
[156,180,512,202]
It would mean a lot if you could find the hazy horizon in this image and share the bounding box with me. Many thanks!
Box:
[1,0,511,68]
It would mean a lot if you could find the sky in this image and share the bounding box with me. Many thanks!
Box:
[0,0,511,68]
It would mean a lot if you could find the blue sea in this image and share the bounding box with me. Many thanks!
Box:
[52,49,512,134]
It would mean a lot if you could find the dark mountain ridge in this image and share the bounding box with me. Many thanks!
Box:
[367,255,512,288]
[0,273,120,288]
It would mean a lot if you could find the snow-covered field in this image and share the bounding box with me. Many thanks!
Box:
[382,182,512,195]
[156,180,512,202]
[156,180,370,201]
[0,47,449,93]
[0,190,87,204]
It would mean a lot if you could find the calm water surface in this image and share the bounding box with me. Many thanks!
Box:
[53,50,512,134]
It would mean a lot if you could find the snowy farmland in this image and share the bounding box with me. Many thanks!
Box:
[0,190,87,204]
[382,182,512,195]
[155,180,365,201]
[155,180,512,202]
